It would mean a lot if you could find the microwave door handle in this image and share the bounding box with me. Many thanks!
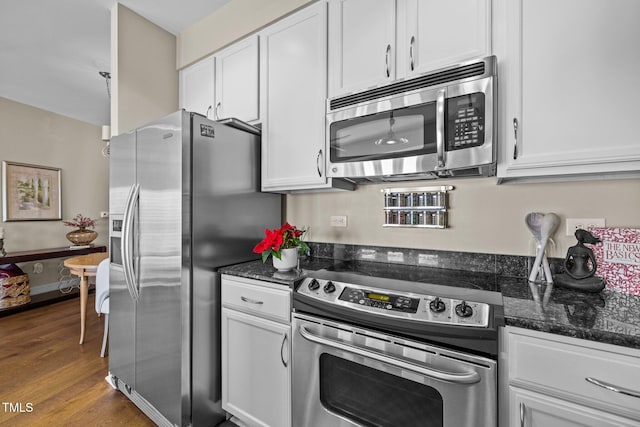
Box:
[298,325,480,384]
[436,89,446,169]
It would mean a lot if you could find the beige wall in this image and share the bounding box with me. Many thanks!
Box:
[177,0,313,68]
[0,97,109,291]
[112,4,178,135]
[286,177,640,257]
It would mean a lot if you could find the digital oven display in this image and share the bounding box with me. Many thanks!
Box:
[367,293,390,302]
[339,287,420,313]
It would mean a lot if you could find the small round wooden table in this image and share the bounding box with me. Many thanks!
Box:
[64,252,109,344]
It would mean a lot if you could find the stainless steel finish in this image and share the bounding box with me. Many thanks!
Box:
[316,149,323,177]
[385,44,391,77]
[436,88,446,169]
[109,110,281,426]
[520,402,525,427]
[121,183,139,301]
[292,313,498,427]
[206,105,212,118]
[215,101,221,120]
[297,277,491,328]
[299,324,480,383]
[216,117,261,136]
[410,35,416,71]
[585,377,640,399]
[240,296,264,305]
[513,118,519,160]
[326,56,497,182]
[280,334,288,368]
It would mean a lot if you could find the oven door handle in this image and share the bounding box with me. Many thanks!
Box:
[298,325,481,385]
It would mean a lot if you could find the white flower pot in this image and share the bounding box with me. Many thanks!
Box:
[272,247,298,272]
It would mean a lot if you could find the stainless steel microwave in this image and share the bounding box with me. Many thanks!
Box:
[326,56,497,182]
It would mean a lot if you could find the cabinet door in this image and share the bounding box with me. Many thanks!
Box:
[510,387,639,427]
[214,36,259,123]
[400,0,490,77]
[328,0,396,97]
[179,56,215,117]
[222,308,291,427]
[260,2,329,191]
[496,0,640,181]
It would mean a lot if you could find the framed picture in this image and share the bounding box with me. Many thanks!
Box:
[2,161,62,221]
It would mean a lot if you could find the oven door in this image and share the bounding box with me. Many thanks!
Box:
[292,313,497,427]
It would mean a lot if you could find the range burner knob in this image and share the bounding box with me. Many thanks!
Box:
[429,297,446,313]
[308,279,320,290]
[323,281,336,293]
[455,301,474,318]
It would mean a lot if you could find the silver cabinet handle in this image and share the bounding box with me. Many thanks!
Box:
[206,105,212,118]
[299,325,480,384]
[409,36,416,71]
[519,401,525,427]
[385,44,391,78]
[280,333,288,368]
[240,296,263,305]
[513,118,519,160]
[586,377,640,399]
[435,89,446,169]
[316,149,323,177]
[215,102,221,120]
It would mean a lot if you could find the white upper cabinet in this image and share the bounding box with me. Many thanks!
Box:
[399,0,491,76]
[261,2,351,192]
[214,35,260,123]
[179,55,215,118]
[328,0,491,97]
[495,0,640,182]
[328,0,397,95]
[179,36,259,123]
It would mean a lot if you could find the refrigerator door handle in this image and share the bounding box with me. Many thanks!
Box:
[122,183,140,301]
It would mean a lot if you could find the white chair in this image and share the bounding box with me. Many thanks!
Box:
[95,258,110,357]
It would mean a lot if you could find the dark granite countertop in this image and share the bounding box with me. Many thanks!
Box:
[220,257,640,351]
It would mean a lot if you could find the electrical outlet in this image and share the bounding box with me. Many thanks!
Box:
[330,215,347,227]
[565,218,605,236]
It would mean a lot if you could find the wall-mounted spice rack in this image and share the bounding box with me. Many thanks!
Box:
[382,186,454,228]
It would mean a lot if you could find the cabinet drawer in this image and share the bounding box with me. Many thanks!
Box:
[509,331,640,420]
[221,276,290,323]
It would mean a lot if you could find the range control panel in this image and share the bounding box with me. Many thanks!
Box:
[297,277,490,328]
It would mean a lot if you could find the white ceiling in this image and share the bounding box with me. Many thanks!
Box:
[0,0,231,126]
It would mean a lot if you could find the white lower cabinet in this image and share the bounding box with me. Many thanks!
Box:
[501,327,640,427]
[510,386,639,427]
[221,275,291,427]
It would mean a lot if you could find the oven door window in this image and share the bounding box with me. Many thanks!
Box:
[319,354,443,427]
[329,103,437,163]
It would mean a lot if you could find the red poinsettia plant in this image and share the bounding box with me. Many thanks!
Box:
[253,223,309,263]
[63,213,97,229]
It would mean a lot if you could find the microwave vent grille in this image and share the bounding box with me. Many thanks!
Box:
[330,61,486,111]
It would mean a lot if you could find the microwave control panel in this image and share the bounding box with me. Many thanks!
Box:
[446,93,485,151]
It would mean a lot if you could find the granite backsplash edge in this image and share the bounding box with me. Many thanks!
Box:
[306,241,552,279]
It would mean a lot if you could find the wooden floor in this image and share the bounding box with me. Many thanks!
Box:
[0,294,155,426]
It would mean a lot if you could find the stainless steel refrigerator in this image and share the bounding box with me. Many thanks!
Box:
[108,110,281,426]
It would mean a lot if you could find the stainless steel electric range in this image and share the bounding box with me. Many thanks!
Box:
[291,265,504,427]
